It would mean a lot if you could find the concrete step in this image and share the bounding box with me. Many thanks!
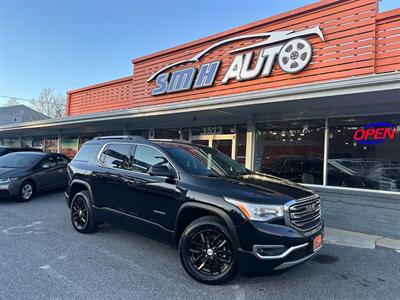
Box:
[325,227,400,250]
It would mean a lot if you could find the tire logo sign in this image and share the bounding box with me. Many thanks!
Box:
[149,26,324,96]
[279,38,313,74]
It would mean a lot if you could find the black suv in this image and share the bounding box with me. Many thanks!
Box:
[66,136,323,284]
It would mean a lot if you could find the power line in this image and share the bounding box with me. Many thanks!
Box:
[0,95,35,103]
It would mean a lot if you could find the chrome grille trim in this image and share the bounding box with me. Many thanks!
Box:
[284,195,322,232]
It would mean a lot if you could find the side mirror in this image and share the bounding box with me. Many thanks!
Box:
[149,165,175,178]
[41,163,50,169]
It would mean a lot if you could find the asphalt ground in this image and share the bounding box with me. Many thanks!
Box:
[0,190,399,300]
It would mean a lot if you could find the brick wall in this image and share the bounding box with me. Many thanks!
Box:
[311,186,400,239]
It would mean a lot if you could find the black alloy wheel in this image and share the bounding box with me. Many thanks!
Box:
[70,191,97,233]
[179,216,237,284]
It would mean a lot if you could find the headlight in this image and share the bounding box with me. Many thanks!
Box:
[224,196,284,222]
[0,177,17,184]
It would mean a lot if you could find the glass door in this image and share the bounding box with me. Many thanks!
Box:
[191,134,236,159]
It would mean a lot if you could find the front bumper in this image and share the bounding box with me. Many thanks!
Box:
[0,182,20,198]
[235,219,324,273]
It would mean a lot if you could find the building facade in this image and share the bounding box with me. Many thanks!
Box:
[1,0,400,236]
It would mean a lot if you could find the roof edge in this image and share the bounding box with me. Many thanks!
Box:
[67,75,133,95]
[2,72,399,133]
[377,7,400,21]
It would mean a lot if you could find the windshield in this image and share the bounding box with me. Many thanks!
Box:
[161,143,249,177]
[0,152,42,168]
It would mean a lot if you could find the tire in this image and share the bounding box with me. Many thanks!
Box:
[70,191,97,233]
[17,180,35,202]
[179,216,237,284]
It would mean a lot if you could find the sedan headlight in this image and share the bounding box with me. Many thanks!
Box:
[224,196,284,222]
[0,177,18,184]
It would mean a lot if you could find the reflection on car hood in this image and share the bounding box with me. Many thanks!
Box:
[199,172,316,205]
[0,167,26,179]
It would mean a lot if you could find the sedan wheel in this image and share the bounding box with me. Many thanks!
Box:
[17,182,34,202]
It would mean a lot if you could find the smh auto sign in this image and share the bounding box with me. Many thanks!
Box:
[148,26,325,96]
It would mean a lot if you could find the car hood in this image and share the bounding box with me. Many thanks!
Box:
[0,167,28,179]
[197,173,316,205]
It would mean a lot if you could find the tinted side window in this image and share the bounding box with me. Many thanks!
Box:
[132,145,168,173]
[41,156,57,168]
[102,144,133,170]
[56,155,70,166]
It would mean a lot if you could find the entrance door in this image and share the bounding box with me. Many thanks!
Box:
[191,134,236,159]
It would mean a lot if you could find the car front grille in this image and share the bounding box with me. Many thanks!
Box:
[286,195,321,231]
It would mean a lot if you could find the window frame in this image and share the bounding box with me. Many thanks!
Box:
[98,142,134,171]
[97,142,178,179]
[55,154,70,166]
[131,144,178,178]
[40,155,58,169]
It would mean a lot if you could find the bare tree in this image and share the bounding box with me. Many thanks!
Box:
[4,97,20,106]
[33,88,66,118]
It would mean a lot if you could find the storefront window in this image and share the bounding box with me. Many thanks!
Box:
[255,120,325,184]
[21,137,33,148]
[181,127,189,140]
[130,129,149,138]
[154,128,180,139]
[45,137,58,153]
[328,116,400,192]
[33,137,44,150]
[191,124,235,136]
[236,124,247,166]
[62,136,79,158]
[99,130,123,136]
[79,134,97,149]
[2,137,19,147]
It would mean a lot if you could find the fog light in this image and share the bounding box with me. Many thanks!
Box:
[256,246,286,257]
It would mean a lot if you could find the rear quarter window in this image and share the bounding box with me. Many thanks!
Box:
[73,144,102,162]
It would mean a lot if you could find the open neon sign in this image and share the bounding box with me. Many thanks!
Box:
[353,123,397,145]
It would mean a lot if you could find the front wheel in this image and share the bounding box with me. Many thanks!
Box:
[179,216,237,284]
[70,191,97,233]
[17,181,35,202]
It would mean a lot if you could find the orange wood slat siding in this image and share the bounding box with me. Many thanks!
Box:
[131,0,378,109]
[376,8,400,74]
[66,0,400,116]
[67,76,134,116]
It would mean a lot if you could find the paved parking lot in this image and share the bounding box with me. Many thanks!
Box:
[0,191,399,300]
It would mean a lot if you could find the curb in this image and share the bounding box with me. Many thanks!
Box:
[324,227,400,250]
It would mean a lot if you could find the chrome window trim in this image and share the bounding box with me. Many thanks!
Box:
[252,242,309,260]
[96,142,180,180]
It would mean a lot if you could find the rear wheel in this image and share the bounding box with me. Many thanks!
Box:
[70,191,97,233]
[17,181,34,202]
[179,216,237,284]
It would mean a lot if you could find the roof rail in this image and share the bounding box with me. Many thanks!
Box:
[93,135,147,141]
[149,138,189,143]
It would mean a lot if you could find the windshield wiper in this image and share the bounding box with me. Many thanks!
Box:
[206,173,221,177]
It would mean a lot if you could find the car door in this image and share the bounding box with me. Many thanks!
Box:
[125,144,182,231]
[54,154,70,186]
[34,155,59,190]
[94,143,134,212]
